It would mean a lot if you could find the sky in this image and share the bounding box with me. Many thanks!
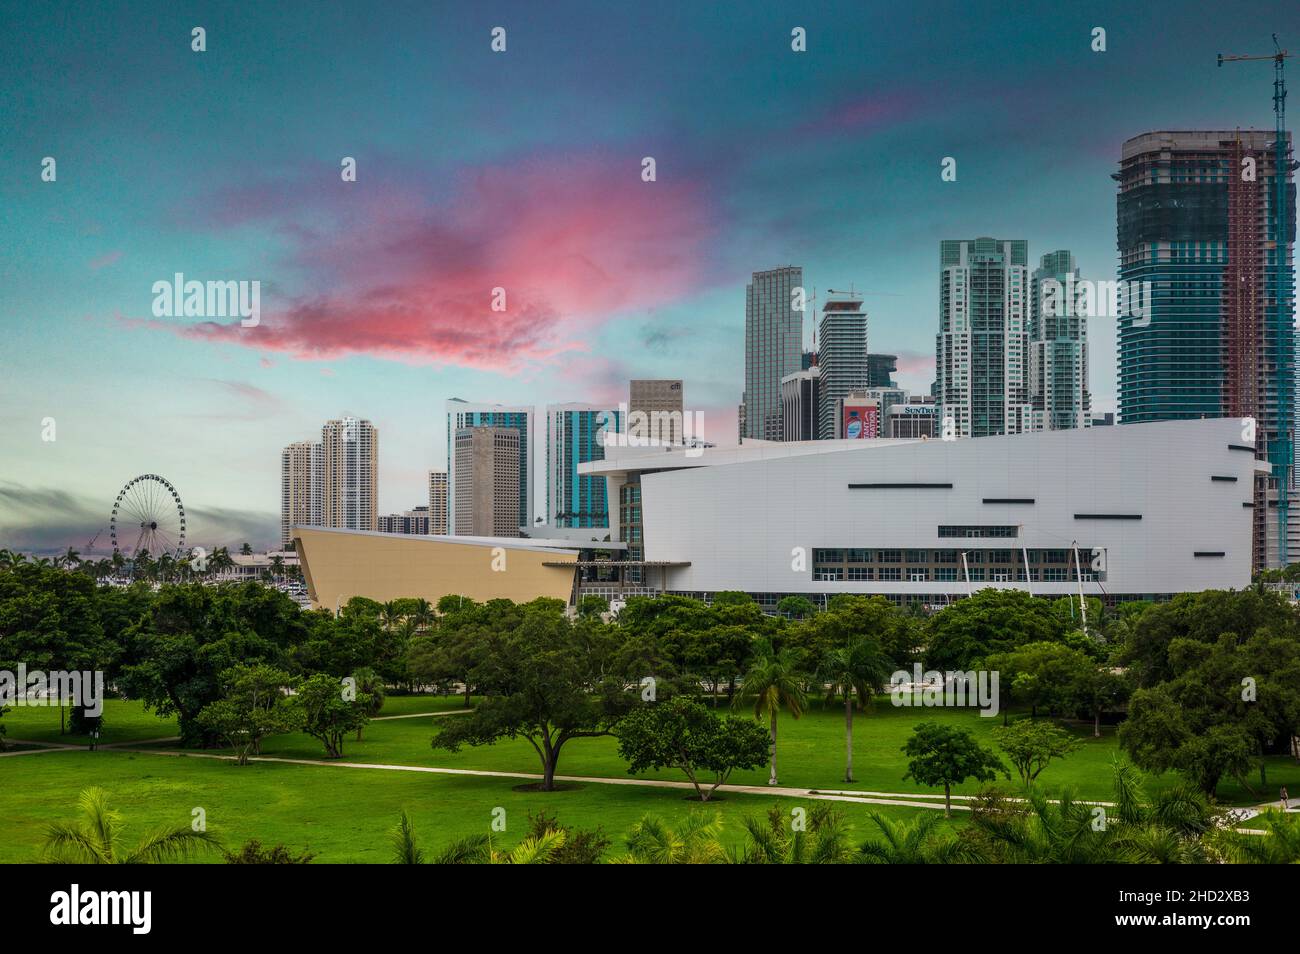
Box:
[3,0,1299,553]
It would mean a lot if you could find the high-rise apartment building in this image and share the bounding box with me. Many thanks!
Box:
[817,295,870,441]
[453,426,521,537]
[445,399,534,533]
[743,266,804,441]
[280,440,322,547]
[936,238,1031,438]
[629,379,684,445]
[320,417,378,531]
[427,470,448,534]
[1116,130,1296,567]
[547,403,621,529]
[1029,250,1091,430]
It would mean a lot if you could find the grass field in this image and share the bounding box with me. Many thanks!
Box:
[3,694,1295,860]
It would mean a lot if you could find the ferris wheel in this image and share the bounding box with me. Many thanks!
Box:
[110,474,187,558]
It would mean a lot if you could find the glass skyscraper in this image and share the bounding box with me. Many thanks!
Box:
[1116,130,1296,567]
[546,403,622,529]
[743,266,804,441]
[445,399,534,533]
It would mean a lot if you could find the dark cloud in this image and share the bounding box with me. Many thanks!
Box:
[0,481,276,557]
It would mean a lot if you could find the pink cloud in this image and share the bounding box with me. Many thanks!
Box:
[133,156,717,374]
[88,249,123,270]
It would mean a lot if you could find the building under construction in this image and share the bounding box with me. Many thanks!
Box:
[1116,129,1296,570]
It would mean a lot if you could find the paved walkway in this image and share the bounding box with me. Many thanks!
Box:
[371,710,470,721]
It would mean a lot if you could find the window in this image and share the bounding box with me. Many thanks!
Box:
[879,549,902,563]
[847,567,874,581]
[847,549,872,563]
[938,525,1019,538]
[906,549,929,564]
[878,567,902,581]
[813,567,844,582]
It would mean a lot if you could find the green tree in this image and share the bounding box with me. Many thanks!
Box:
[196,663,298,765]
[117,582,309,745]
[40,788,220,863]
[901,722,1007,817]
[735,641,807,786]
[993,719,1082,787]
[738,802,854,864]
[857,810,975,864]
[617,695,770,801]
[292,672,372,758]
[816,633,892,782]
[924,589,1066,671]
[618,812,727,864]
[431,600,630,790]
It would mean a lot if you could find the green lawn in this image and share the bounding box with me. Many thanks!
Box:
[0,748,939,863]
[4,695,1294,860]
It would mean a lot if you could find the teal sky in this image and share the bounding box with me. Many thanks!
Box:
[2,0,1298,552]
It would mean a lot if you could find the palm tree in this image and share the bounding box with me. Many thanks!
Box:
[411,598,435,633]
[735,641,806,785]
[738,803,854,863]
[239,542,252,556]
[270,554,285,581]
[857,810,978,864]
[40,788,220,863]
[379,601,402,633]
[618,813,727,864]
[817,634,891,782]
[1223,809,1300,863]
[391,810,424,864]
[55,547,80,569]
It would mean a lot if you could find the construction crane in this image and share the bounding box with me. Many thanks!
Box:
[1218,35,1296,567]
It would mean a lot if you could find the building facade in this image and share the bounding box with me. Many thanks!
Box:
[743,266,804,441]
[867,353,898,388]
[546,403,621,529]
[1116,130,1296,567]
[445,399,534,533]
[936,238,1031,438]
[454,426,521,538]
[629,379,684,445]
[320,417,378,531]
[427,470,448,534]
[1029,249,1091,431]
[583,418,1257,608]
[280,439,321,548]
[378,507,433,535]
[817,295,870,441]
[780,366,820,441]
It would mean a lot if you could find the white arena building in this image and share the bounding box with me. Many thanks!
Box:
[581,418,1262,610]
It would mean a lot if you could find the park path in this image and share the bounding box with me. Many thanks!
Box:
[89,744,1104,813]
[11,729,1279,833]
[371,710,470,721]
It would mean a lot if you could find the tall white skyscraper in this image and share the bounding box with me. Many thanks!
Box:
[1029,250,1091,431]
[280,440,322,548]
[320,416,378,531]
[936,238,1031,438]
[743,266,804,441]
[817,294,870,440]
